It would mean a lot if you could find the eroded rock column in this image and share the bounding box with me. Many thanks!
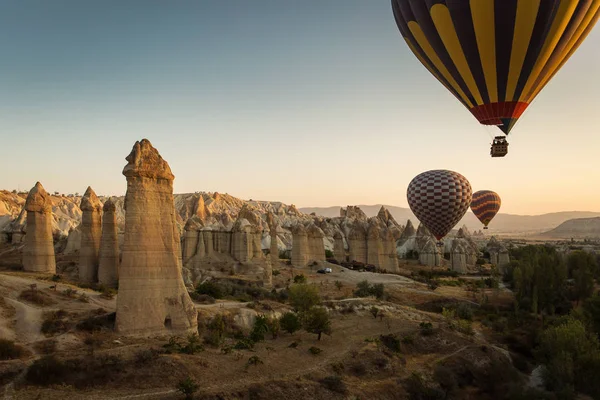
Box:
[98,198,120,288]
[22,182,56,273]
[115,139,197,335]
[79,187,102,283]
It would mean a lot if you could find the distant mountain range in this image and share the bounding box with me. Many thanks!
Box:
[299,204,600,235]
[540,217,600,239]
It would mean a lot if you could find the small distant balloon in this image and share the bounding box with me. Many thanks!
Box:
[471,190,501,229]
[407,169,472,241]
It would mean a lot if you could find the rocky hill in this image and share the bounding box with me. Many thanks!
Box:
[541,217,600,239]
[299,204,600,234]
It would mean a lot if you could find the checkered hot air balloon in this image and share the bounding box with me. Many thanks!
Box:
[391,0,600,136]
[407,170,473,241]
[470,190,501,229]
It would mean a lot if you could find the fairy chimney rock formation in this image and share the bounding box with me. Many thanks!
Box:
[419,239,441,267]
[341,206,367,221]
[348,221,367,264]
[291,223,309,267]
[267,212,279,265]
[22,182,56,273]
[367,221,384,267]
[333,231,346,262]
[307,223,326,263]
[79,187,103,283]
[115,139,197,336]
[451,241,468,274]
[183,217,202,265]
[487,236,510,273]
[98,198,120,288]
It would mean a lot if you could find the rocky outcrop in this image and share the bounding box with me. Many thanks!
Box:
[348,221,367,264]
[333,231,346,262]
[419,239,441,267]
[341,206,367,221]
[451,241,467,273]
[267,212,279,266]
[306,223,325,263]
[182,217,202,265]
[115,139,197,336]
[367,221,384,267]
[22,182,56,273]
[487,236,510,273]
[291,223,309,267]
[79,187,103,284]
[381,227,399,272]
[98,198,119,288]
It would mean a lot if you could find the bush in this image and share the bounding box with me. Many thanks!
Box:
[246,355,263,367]
[309,346,322,355]
[196,281,224,299]
[456,319,474,336]
[177,376,199,400]
[18,288,56,306]
[370,306,379,319]
[25,356,67,386]
[41,310,71,336]
[272,269,281,276]
[233,338,255,350]
[134,349,160,364]
[250,315,269,342]
[379,334,401,353]
[325,249,334,258]
[354,281,386,299]
[189,292,216,304]
[319,375,347,394]
[456,303,473,321]
[293,274,307,284]
[0,340,25,360]
[404,372,445,400]
[433,365,458,396]
[420,322,434,336]
[288,284,320,313]
[335,281,343,291]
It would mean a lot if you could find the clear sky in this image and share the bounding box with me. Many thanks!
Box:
[1,1,600,215]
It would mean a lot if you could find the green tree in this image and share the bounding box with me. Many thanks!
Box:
[288,284,320,313]
[267,316,281,339]
[250,314,269,342]
[535,316,600,397]
[280,312,301,335]
[583,293,600,338]
[303,307,332,340]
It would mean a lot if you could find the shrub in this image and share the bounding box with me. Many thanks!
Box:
[456,319,474,336]
[433,365,458,395]
[177,376,199,400]
[25,356,68,386]
[63,288,78,298]
[288,284,320,313]
[233,338,255,350]
[181,334,204,355]
[78,293,90,303]
[404,372,445,400]
[402,335,414,345]
[370,306,379,319]
[325,249,334,258]
[280,312,301,335]
[379,334,401,353]
[309,346,322,355]
[189,292,216,304]
[335,281,343,291]
[266,317,280,339]
[420,322,434,336]
[272,269,281,276]
[196,281,224,299]
[0,340,25,360]
[134,349,160,364]
[250,315,269,342]
[319,375,347,394]
[455,303,473,321]
[354,281,386,299]
[18,287,56,306]
[293,274,307,284]
[246,355,263,367]
[41,310,71,336]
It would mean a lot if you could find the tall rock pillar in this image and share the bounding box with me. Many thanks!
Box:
[79,187,102,283]
[98,198,120,288]
[115,139,197,335]
[22,182,56,273]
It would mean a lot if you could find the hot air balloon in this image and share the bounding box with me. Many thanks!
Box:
[391,0,600,157]
[407,170,472,243]
[470,190,501,229]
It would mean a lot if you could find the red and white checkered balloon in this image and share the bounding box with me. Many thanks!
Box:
[407,170,472,241]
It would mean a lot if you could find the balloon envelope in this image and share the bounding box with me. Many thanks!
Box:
[470,190,501,227]
[407,169,472,240]
[391,0,600,135]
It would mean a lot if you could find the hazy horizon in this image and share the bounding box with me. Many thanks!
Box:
[2,1,600,215]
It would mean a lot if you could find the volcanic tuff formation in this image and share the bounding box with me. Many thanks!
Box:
[79,187,102,283]
[22,182,56,273]
[98,198,119,288]
[115,139,197,336]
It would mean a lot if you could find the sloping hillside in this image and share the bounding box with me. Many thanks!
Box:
[541,217,600,239]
